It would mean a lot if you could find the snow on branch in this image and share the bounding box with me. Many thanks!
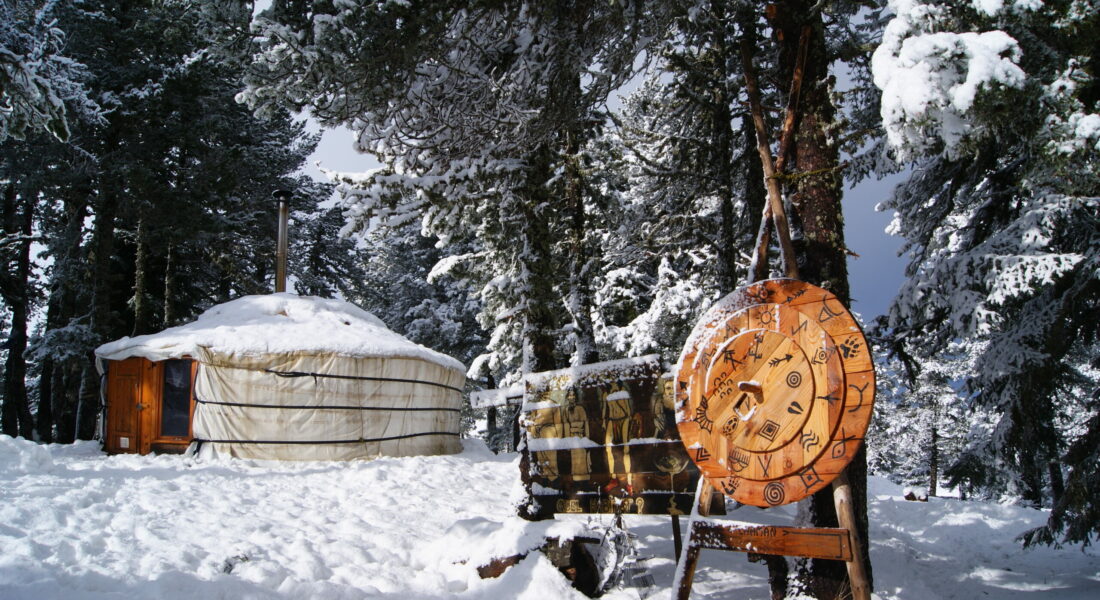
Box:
[872,0,1026,159]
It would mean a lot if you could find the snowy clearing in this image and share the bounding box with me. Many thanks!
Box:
[1,435,1097,599]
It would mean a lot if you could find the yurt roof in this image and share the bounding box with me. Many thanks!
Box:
[94,293,464,372]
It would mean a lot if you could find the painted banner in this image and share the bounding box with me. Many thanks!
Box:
[519,355,721,518]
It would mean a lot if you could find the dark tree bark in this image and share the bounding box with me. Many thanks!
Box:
[131,213,155,336]
[43,194,90,444]
[929,422,940,497]
[1,183,36,439]
[36,357,54,443]
[708,1,739,293]
[767,1,871,597]
[520,146,560,375]
[75,188,120,440]
[564,131,600,367]
[163,242,177,327]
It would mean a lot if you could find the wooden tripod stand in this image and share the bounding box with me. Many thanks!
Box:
[671,472,870,599]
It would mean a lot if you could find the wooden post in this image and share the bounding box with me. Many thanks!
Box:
[741,31,810,282]
[672,514,683,562]
[832,470,871,600]
[672,478,715,599]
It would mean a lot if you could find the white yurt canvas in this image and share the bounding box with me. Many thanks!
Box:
[95,293,465,460]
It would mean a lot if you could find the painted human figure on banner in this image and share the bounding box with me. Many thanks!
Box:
[603,381,633,478]
[561,388,591,481]
[533,390,564,480]
[519,356,713,518]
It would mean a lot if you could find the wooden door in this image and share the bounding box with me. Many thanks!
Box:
[105,358,143,454]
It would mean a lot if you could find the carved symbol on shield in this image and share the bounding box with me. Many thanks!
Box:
[694,447,712,462]
[817,393,840,405]
[786,371,803,388]
[799,465,823,491]
[800,430,821,451]
[722,347,744,368]
[764,482,786,505]
[831,428,858,459]
[839,336,863,359]
[812,346,836,365]
[818,303,843,323]
[758,454,773,477]
[848,382,870,413]
[721,476,742,495]
[787,400,804,415]
[729,449,749,472]
[768,353,793,367]
[784,289,806,304]
[721,418,739,438]
[695,406,714,433]
[758,419,780,441]
[734,393,754,420]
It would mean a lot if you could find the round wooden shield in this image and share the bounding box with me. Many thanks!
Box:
[674,279,875,507]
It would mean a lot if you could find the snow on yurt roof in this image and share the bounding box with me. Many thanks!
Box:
[95,293,464,371]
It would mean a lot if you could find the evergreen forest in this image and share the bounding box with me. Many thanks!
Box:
[1,1,1097,590]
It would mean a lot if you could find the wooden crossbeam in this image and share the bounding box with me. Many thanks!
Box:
[672,476,870,600]
[689,521,852,562]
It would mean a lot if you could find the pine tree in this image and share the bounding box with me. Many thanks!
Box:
[0,0,98,142]
[2,0,360,441]
[871,0,1100,544]
[241,1,676,380]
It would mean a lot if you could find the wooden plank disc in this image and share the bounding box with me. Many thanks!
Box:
[675,279,875,507]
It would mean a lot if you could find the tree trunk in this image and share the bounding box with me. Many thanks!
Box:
[767,1,871,596]
[738,108,768,269]
[75,189,120,440]
[54,362,81,444]
[1049,461,1064,505]
[1,182,35,439]
[36,357,54,443]
[564,133,600,367]
[131,212,154,336]
[42,194,89,444]
[163,242,176,327]
[520,146,559,375]
[708,1,740,293]
[929,422,939,497]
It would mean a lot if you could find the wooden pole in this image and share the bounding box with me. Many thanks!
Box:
[832,470,872,600]
[672,478,715,599]
[744,27,811,283]
[672,514,683,562]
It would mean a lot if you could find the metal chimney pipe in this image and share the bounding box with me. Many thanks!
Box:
[272,189,291,293]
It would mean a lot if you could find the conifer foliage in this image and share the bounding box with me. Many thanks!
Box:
[0,0,363,442]
[0,0,1096,588]
[871,0,1099,545]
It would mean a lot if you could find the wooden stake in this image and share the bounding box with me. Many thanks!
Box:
[745,27,811,283]
[672,477,715,600]
[672,514,683,562]
[832,470,872,600]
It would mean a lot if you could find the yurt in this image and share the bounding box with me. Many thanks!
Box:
[95,293,465,460]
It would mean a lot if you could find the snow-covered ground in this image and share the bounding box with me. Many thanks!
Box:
[1,435,1097,599]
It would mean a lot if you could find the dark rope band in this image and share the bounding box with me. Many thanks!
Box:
[264,369,463,394]
[195,396,461,413]
[193,431,460,445]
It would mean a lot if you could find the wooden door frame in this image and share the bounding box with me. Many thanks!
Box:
[147,358,197,452]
